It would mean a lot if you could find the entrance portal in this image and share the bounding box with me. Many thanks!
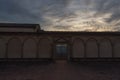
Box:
[55,44,68,59]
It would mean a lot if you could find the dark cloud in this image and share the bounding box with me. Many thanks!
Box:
[0,0,68,22]
[0,0,38,18]
[0,0,120,31]
[94,0,120,23]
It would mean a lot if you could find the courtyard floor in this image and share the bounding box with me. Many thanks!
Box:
[0,60,120,80]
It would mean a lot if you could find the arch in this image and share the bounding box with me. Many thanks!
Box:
[0,38,6,58]
[38,38,52,58]
[72,38,85,58]
[7,38,22,58]
[86,38,98,58]
[99,38,112,58]
[114,39,120,57]
[23,38,37,58]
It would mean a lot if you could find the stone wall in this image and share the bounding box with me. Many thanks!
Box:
[0,32,120,60]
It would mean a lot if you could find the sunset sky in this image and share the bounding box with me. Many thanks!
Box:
[0,0,120,31]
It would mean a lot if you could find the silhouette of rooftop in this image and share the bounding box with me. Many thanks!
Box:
[0,23,40,29]
[0,23,120,34]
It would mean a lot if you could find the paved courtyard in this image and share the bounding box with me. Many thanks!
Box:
[0,60,120,80]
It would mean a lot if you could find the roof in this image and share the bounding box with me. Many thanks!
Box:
[0,31,120,36]
[0,23,119,35]
[0,23,40,29]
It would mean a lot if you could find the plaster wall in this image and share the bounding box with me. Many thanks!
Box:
[0,33,119,59]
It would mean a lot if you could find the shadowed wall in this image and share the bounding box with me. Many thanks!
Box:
[0,32,120,60]
[0,38,5,58]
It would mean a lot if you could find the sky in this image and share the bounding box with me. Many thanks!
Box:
[0,0,120,31]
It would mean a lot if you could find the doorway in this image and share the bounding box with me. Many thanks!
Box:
[55,43,68,60]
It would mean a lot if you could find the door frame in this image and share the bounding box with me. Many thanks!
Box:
[53,41,71,60]
[54,42,68,60]
[52,37,72,61]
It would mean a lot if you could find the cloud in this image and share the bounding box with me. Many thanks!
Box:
[0,0,120,31]
[94,0,120,22]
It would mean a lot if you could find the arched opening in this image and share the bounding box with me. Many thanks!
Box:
[72,38,85,58]
[100,39,112,58]
[86,38,98,58]
[38,38,52,58]
[7,38,21,58]
[23,38,37,58]
[54,38,69,60]
[114,39,120,57]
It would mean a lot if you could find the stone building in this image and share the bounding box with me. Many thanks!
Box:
[0,23,120,61]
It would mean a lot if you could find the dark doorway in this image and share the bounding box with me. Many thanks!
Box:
[55,43,68,59]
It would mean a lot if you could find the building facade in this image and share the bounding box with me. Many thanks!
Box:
[0,23,120,61]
